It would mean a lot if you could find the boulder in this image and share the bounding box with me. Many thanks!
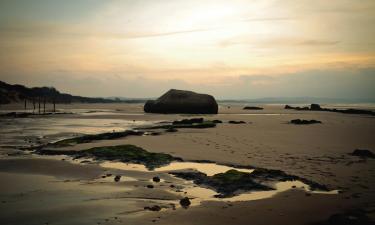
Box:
[144,89,218,114]
[310,104,322,111]
[350,149,375,158]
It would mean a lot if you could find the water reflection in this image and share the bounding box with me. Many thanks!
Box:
[100,161,254,176]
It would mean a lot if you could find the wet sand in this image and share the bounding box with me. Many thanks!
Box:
[1,103,375,224]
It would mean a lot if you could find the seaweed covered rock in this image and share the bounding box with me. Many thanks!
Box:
[171,169,271,197]
[144,89,218,114]
[39,145,177,170]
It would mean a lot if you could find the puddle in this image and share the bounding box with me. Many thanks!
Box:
[100,161,254,176]
[100,160,337,207]
[181,180,338,206]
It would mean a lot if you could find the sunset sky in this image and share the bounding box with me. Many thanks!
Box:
[0,0,374,99]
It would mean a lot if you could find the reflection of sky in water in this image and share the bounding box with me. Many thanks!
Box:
[101,161,254,176]
[100,161,337,206]
[0,116,154,147]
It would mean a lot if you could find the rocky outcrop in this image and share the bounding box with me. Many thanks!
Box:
[144,89,218,114]
[350,149,375,158]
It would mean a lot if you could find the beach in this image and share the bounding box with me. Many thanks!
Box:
[0,103,374,225]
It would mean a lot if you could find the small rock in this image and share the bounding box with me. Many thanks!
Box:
[114,175,121,182]
[147,184,154,189]
[152,176,161,182]
[144,205,161,211]
[179,197,191,208]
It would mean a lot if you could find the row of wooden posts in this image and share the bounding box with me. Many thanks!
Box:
[24,98,56,114]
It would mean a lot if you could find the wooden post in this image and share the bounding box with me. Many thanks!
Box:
[24,99,27,111]
[43,98,46,114]
[33,99,35,113]
[53,98,56,113]
[38,98,41,114]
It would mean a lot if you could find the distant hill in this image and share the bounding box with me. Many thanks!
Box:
[0,81,147,104]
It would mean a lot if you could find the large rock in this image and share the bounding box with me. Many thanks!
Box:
[144,89,218,114]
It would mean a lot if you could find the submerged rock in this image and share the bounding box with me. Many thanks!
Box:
[350,149,375,159]
[144,89,218,114]
[228,120,246,124]
[179,197,191,208]
[290,119,322,125]
[243,106,263,110]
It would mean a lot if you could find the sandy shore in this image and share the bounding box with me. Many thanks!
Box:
[1,103,374,224]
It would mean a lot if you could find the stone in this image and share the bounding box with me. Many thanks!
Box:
[179,197,191,208]
[144,89,218,114]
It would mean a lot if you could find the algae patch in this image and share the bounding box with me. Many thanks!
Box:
[39,145,178,170]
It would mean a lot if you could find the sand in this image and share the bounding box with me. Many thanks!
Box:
[0,103,374,224]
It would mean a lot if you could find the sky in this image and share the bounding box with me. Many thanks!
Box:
[0,0,374,99]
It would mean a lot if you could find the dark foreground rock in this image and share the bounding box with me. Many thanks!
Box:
[350,149,375,159]
[171,168,329,197]
[290,119,322,125]
[38,145,180,170]
[179,197,191,208]
[144,89,218,114]
[243,106,263,110]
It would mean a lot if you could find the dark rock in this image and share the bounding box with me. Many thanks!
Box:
[310,104,322,111]
[144,205,161,211]
[114,175,121,182]
[350,149,375,159]
[165,127,178,132]
[171,170,272,197]
[172,118,204,125]
[39,144,176,170]
[171,167,329,196]
[290,119,322,125]
[144,89,218,114]
[228,120,246,124]
[243,106,263,110]
[179,197,191,208]
[285,104,375,116]
[152,176,161,182]
[285,105,293,109]
[147,184,154,189]
[212,119,222,123]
